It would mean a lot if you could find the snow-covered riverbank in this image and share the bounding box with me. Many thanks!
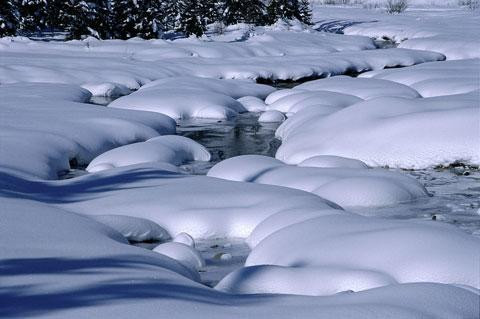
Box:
[1,7,479,318]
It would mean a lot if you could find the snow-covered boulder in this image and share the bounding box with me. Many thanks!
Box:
[258,110,286,123]
[245,214,480,290]
[110,77,276,120]
[81,82,131,97]
[154,242,205,273]
[266,90,362,113]
[216,265,397,295]
[294,76,421,100]
[86,135,210,173]
[89,214,171,243]
[237,96,268,112]
[276,93,480,168]
[173,232,195,247]
[298,155,369,169]
[0,83,176,179]
[208,155,427,208]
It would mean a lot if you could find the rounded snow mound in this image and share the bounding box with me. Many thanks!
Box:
[298,155,369,169]
[246,214,480,290]
[237,96,267,112]
[216,265,397,296]
[295,76,421,100]
[154,242,205,273]
[87,135,210,173]
[258,110,286,123]
[89,214,171,243]
[208,155,427,208]
[82,82,131,97]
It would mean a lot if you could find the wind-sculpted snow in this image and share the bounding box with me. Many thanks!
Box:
[276,92,480,168]
[109,77,274,120]
[208,155,428,208]
[86,135,211,173]
[243,214,480,293]
[0,83,176,179]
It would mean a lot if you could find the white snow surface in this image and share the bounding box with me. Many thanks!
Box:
[245,214,480,290]
[276,92,480,168]
[154,242,206,273]
[0,83,176,179]
[258,110,286,123]
[208,155,428,208]
[86,135,211,172]
[109,77,274,120]
[89,214,171,243]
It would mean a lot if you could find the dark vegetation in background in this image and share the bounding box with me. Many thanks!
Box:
[0,0,312,38]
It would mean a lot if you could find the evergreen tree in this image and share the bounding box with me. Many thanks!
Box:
[222,0,264,25]
[297,0,312,24]
[0,0,18,36]
[160,0,179,32]
[202,0,221,25]
[17,0,47,34]
[176,0,205,37]
[111,0,139,39]
[266,0,302,24]
[134,0,163,39]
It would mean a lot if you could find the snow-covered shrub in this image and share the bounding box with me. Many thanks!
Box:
[386,0,408,13]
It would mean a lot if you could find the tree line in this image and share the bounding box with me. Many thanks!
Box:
[0,0,312,39]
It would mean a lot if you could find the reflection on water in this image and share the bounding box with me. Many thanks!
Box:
[177,113,281,175]
[353,168,480,237]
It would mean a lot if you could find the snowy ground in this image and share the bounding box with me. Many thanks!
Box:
[1,5,479,319]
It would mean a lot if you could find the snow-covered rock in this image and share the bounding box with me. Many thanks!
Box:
[258,110,286,123]
[208,155,427,208]
[86,135,210,173]
[298,156,369,169]
[237,96,268,112]
[294,76,421,100]
[246,214,480,290]
[173,232,196,247]
[81,82,131,97]
[216,265,397,295]
[0,83,176,179]
[154,242,205,273]
[276,93,480,168]
[89,214,171,243]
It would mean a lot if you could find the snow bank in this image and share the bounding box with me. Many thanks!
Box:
[208,155,427,208]
[0,83,176,179]
[246,214,480,290]
[86,135,210,173]
[276,94,480,168]
[1,164,340,239]
[360,59,480,97]
[294,75,421,99]
[89,214,171,243]
[266,89,362,114]
[81,82,131,97]
[0,196,478,317]
[216,265,397,295]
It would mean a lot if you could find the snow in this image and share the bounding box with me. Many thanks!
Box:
[245,214,480,290]
[266,89,363,114]
[237,96,268,112]
[208,155,428,208]
[173,232,196,247]
[81,82,131,97]
[294,75,421,99]
[0,83,176,179]
[276,92,480,168]
[86,135,211,173]
[298,155,369,169]
[154,242,206,274]
[109,77,275,120]
[89,214,171,243]
[258,110,286,123]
